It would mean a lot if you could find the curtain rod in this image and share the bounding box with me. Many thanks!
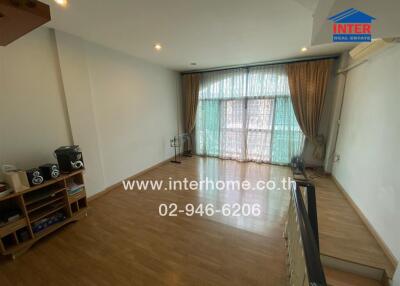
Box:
[181,54,339,75]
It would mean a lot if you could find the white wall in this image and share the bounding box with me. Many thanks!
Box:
[332,45,400,265]
[83,40,180,186]
[1,28,180,195]
[324,54,349,172]
[0,28,72,177]
[55,31,106,197]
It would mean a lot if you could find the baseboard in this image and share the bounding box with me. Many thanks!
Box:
[88,154,181,202]
[87,188,112,202]
[331,175,398,271]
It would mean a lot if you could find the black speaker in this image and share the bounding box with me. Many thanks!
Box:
[39,163,60,180]
[26,168,44,186]
[54,145,84,173]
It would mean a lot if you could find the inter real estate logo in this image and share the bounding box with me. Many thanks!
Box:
[328,8,376,42]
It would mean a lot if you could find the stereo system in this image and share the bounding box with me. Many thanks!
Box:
[26,168,44,186]
[39,163,60,180]
[54,145,84,173]
[3,146,85,189]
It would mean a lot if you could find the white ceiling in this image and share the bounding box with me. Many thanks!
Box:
[43,0,353,71]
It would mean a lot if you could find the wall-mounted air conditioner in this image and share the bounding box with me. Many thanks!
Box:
[349,38,398,61]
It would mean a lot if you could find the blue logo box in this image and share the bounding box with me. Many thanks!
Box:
[333,34,372,42]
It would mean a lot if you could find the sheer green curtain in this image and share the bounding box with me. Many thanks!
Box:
[195,64,304,165]
[271,96,303,164]
[196,100,220,156]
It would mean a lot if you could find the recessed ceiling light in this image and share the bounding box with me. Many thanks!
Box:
[154,43,162,51]
[54,0,68,7]
[301,47,308,52]
[190,62,197,66]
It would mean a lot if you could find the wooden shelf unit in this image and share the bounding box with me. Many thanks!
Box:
[0,170,87,258]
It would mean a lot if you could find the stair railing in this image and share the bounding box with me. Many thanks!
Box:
[285,177,327,286]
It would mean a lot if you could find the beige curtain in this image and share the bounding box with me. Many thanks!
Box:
[286,59,333,160]
[182,73,201,152]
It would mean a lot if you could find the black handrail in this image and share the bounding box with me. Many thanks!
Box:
[296,180,320,249]
[291,180,327,286]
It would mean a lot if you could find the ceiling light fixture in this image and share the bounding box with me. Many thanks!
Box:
[154,43,162,51]
[190,62,197,66]
[54,0,68,7]
[301,47,308,52]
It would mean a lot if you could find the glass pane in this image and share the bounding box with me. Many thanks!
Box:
[220,129,244,159]
[220,100,245,160]
[221,100,244,129]
[246,99,275,130]
[246,130,272,162]
[247,65,290,97]
[199,69,247,100]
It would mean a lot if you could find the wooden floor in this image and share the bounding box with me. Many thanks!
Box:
[0,156,291,286]
[314,173,395,278]
[0,156,394,285]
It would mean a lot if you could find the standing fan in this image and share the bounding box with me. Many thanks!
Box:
[180,133,192,157]
[170,136,181,164]
[170,134,194,164]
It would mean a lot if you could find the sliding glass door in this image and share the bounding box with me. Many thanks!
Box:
[220,99,245,160]
[195,65,304,165]
[245,98,275,162]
